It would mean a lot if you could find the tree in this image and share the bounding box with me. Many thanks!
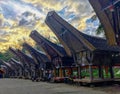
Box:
[96,24,104,35]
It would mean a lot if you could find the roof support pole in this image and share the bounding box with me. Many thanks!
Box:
[21,69,24,78]
[57,68,59,77]
[40,69,43,79]
[98,65,104,79]
[78,66,82,79]
[89,64,93,81]
[59,67,63,77]
[15,70,17,77]
[39,69,41,79]
[41,70,44,79]
[109,65,114,79]
[30,69,33,78]
[36,66,40,78]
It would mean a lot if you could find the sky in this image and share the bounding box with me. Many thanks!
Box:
[0,0,99,52]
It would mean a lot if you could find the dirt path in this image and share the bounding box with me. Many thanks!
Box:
[0,79,119,94]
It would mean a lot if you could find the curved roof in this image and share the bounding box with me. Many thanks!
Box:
[9,47,19,57]
[23,43,50,63]
[30,30,67,60]
[17,49,36,65]
[0,60,14,70]
[45,11,120,54]
[9,48,27,64]
[9,47,25,64]
[11,58,23,68]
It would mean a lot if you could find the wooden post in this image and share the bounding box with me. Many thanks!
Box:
[78,66,82,79]
[89,64,93,80]
[54,69,56,77]
[109,65,114,79]
[63,67,65,77]
[79,66,82,79]
[98,66,104,79]
[59,68,63,77]
[39,69,41,78]
[71,67,73,77]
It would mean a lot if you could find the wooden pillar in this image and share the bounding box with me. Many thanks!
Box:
[21,69,23,77]
[98,66,104,79]
[58,68,59,77]
[78,66,82,79]
[39,69,41,78]
[109,65,114,79]
[89,64,93,80]
[54,69,56,77]
[71,67,73,77]
[63,67,65,77]
[59,68,63,77]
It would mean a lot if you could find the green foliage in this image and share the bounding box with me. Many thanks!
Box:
[96,24,104,35]
[114,68,120,78]
[0,50,14,62]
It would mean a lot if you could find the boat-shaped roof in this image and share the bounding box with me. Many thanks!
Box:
[9,47,25,64]
[0,60,14,70]
[30,30,67,60]
[10,58,23,67]
[17,49,36,65]
[45,11,120,55]
[23,43,50,63]
[9,47,35,65]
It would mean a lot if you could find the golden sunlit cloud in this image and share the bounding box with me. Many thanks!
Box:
[0,0,95,52]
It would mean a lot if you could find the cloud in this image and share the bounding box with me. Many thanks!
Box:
[0,38,8,43]
[22,0,95,32]
[0,14,5,27]
[0,0,44,20]
[0,0,99,52]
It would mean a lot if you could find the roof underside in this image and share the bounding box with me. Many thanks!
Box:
[79,31,120,52]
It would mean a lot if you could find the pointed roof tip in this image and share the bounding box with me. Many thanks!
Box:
[9,47,13,50]
[9,47,17,51]
[47,11,56,17]
[9,47,11,49]
[31,30,37,33]
[30,30,36,36]
[22,42,28,47]
[9,47,15,52]
[45,11,56,23]
[30,30,39,38]
[17,49,21,53]
[30,30,46,41]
